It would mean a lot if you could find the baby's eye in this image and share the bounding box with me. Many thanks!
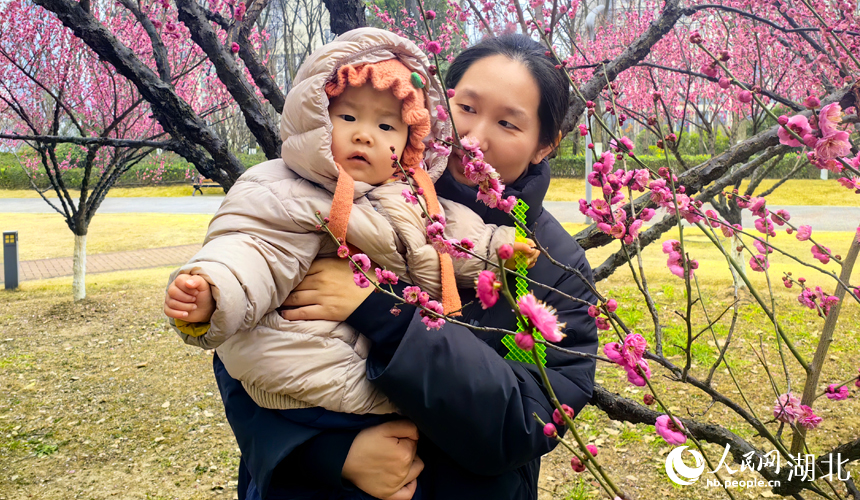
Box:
[340,114,356,122]
[379,124,395,131]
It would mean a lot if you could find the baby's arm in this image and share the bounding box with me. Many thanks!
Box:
[165,180,322,349]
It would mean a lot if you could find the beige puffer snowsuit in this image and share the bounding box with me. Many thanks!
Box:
[168,28,515,414]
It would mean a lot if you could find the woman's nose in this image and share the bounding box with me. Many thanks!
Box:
[463,122,489,153]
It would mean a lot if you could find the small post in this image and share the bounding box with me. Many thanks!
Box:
[820,168,828,181]
[4,231,19,290]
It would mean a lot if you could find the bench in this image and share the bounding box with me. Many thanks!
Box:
[192,176,221,196]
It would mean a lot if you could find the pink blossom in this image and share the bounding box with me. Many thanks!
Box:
[595,317,611,330]
[778,115,812,147]
[497,196,517,213]
[230,42,240,54]
[424,9,436,19]
[796,225,812,241]
[543,422,557,437]
[578,124,588,136]
[402,286,424,305]
[402,189,419,205]
[586,444,599,457]
[349,253,371,272]
[337,245,350,258]
[811,244,831,264]
[552,404,575,426]
[803,96,821,109]
[517,293,565,342]
[825,384,850,400]
[475,270,500,309]
[353,272,371,288]
[587,305,600,318]
[446,89,456,98]
[625,359,651,386]
[798,405,822,429]
[435,105,448,122]
[514,331,535,351]
[655,415,687,444]
[606,299,618,313]
[570,456,586,472]
[603,342,624,364]
[498,244,514,260]
[754,217,776,237]
[737,90,753,103]
[420,300,445,329]
[815,131,851,160]
[718,77,731,89]
[459,136,481,152]
[621,333,647,367]
[753,239,773,254]
[818,103,843,136]
[774,393,803,423]
[375,268,398,285]
[749,254,769,272]
[426,41,442,54]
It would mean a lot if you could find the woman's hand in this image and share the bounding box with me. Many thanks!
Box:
[342,420,424,500]
[280,257,374,322]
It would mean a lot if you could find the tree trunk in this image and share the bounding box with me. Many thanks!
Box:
[73,233,87,301]
[322,0,365,35]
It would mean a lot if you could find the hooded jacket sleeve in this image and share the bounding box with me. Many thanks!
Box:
[168,178,322,350]
[351,216,598,476]
[377,184,516,296]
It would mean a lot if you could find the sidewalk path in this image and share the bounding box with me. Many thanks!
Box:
[1,197,857,229]
[0,244,201,284]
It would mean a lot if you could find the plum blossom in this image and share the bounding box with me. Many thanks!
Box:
[349,253,371,272]
[774,393,803,423]
[425,41,442,54]
[570,456,586,472]
[374,268,398,285]
[749,254,769,272]
[816,130,852,160]
[553,404,575,426]
[402,286,429,306]
[825,384,850,401]
[798,405,823,429]
[420,300,445,329]
[402,189,419,205]
[818,103,843,136]
[796,225,812,241]
[475,270,500,309]
[811,244,831,264]
[778,115,812,147]
[514,331,535,351]
[517,293,566,342]
[655,415,687,445]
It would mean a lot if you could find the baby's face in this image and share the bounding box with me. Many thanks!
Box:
[329,84,409,185]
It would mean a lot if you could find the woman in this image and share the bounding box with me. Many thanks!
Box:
[216,33,599,500]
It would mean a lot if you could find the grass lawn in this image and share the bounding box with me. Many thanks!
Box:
[0,213,211,263]
[2,260,858,499]
[545,178,859,206]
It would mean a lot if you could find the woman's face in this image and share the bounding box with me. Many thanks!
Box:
[447,54,554,185]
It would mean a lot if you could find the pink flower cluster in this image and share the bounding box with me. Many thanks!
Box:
[578,152,655,244]
[662,240,698,279]
[475,270,500,309]
[588,298,617,331]
[402,285,446,329]
[655,415,687,444]
[778,104,853,173]
[797,284,840,317]
[424,213,475,259]
[825,384,850,401]
[459,137,517,213]
[515,293,566,348]
[773,393,822,429]
[603,333,651,387]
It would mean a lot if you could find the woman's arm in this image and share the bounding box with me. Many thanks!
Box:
[213,353,423,499]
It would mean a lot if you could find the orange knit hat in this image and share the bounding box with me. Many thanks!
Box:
[324,58,461,316]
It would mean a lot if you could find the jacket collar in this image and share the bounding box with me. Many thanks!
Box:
[434,160,550,227]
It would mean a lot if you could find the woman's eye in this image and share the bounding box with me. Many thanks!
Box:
[379,124,394,131]
[499,120,518,130]
[340,115,355,122]
[459,104,475,113]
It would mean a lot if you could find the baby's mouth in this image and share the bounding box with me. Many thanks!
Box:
[348,153,369,164]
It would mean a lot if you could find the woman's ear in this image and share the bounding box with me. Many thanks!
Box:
[530,131,563,164]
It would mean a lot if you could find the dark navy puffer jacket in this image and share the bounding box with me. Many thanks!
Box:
[214,160,598,500]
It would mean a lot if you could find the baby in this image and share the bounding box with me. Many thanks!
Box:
[164,28,536,418]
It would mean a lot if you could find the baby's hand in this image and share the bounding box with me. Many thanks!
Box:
[504,239,540,270]
[164,274,216,324]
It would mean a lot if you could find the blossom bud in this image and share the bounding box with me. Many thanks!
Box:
[498,244,514,260]
[552,404,575,425]
[717,49,731,61]
[543,423,558,438]
[447,88,456,98]
[718,77,731,89]
[230,42,240,54]
[570,456,586,472]
[429,65,438,76]
[652,91,662,101]
[689,31,703,44]
[606,299,618,312]
[514,331,534,351]
[803,96,821,109]
[738,90,753,103]
[586,444,599,457]
[587,305,600,317]
[424,9,436,19]
[586,100,595,108]
[777,115,789,125]
[587,143,595,149]
[643,394,655,405]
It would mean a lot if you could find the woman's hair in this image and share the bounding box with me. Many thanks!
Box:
[444,34,570,149]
